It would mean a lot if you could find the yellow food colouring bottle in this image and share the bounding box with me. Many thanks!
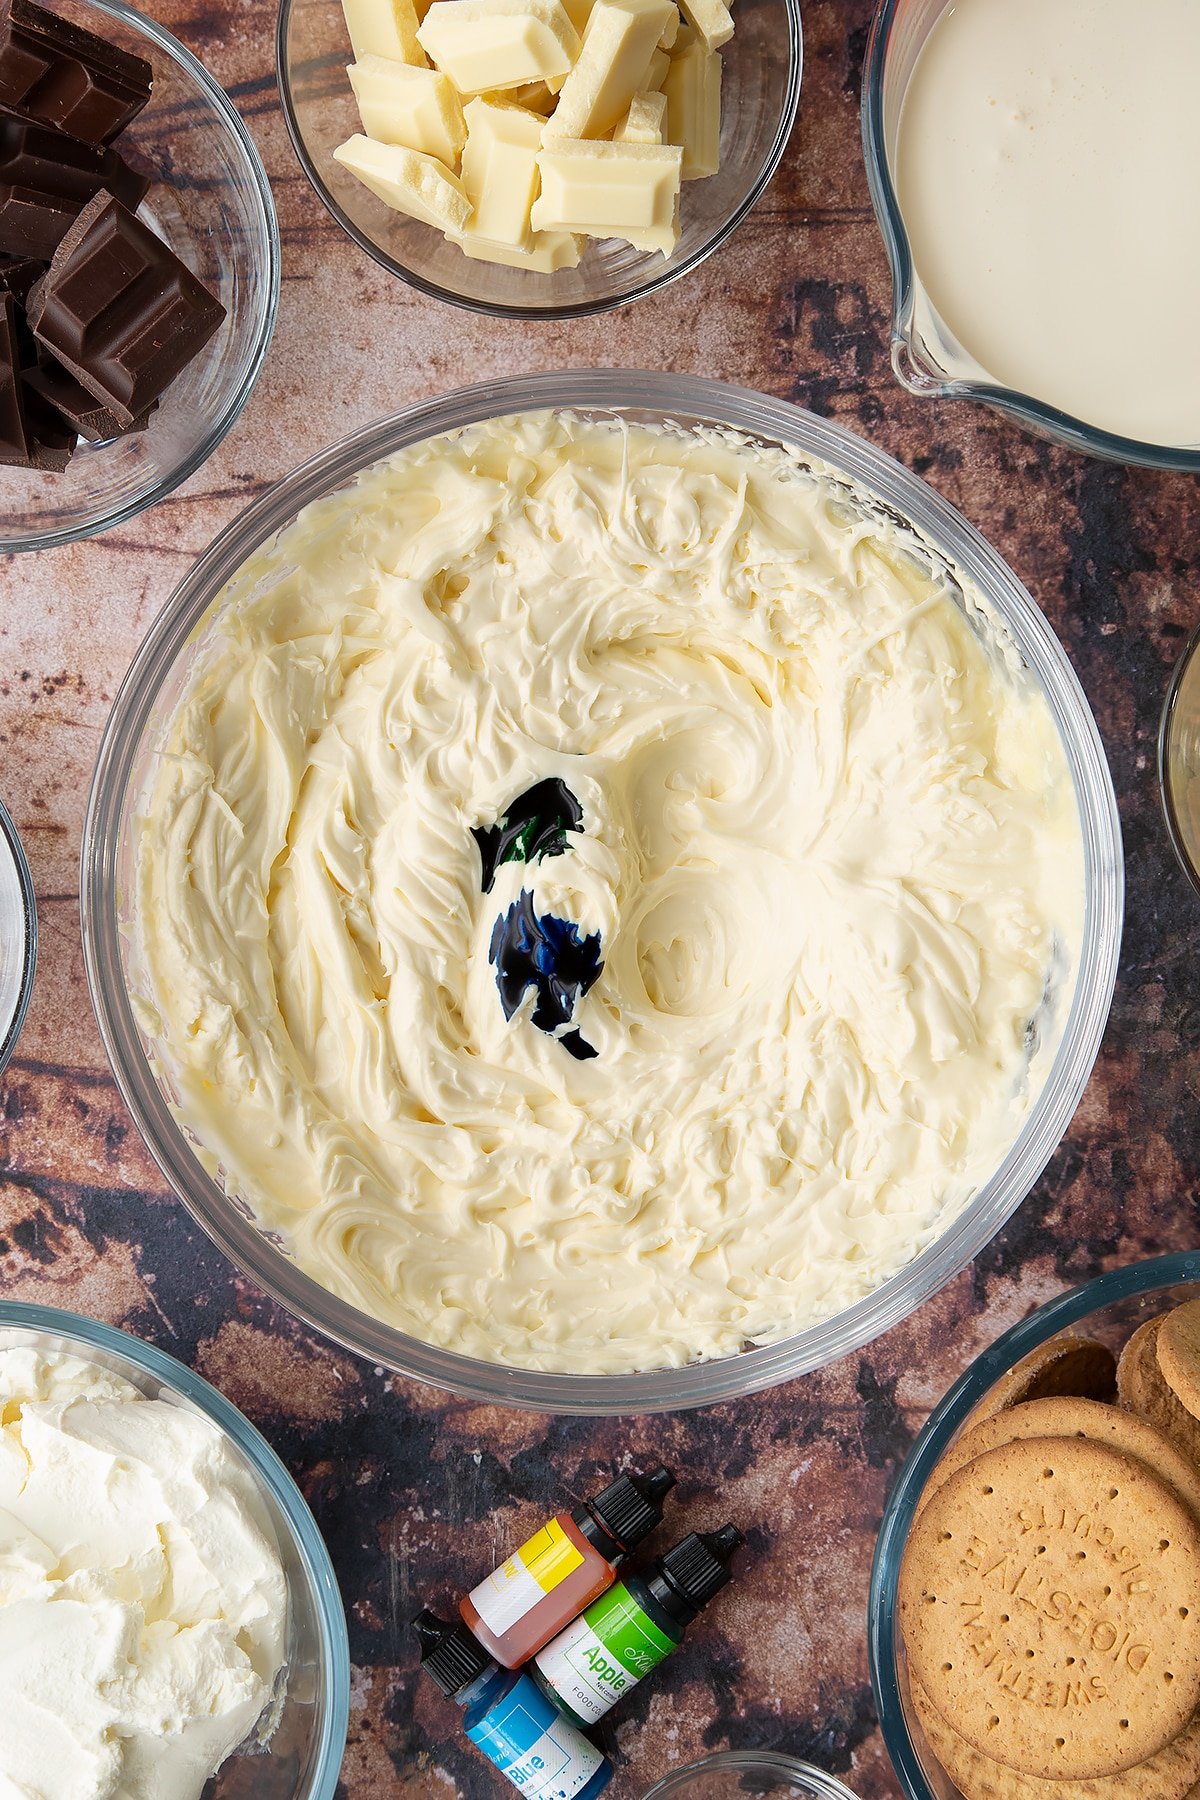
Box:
[458,1466,676,1668]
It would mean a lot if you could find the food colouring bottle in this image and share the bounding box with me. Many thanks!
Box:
[459,1464,676,1668]
[413,1609,612,1800]
[530,1524,744,1727]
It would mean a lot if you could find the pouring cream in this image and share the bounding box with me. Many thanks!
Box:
[895,0,1200,446]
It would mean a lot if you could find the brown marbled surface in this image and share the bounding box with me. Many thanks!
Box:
[1,2,1198,1796]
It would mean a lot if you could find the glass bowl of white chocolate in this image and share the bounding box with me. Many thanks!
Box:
[0,1302,350,1800]
[275,0,802,315]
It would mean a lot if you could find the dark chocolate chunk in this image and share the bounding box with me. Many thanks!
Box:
[27,189,225,426]
[0,285,32,461]
[24,352,151,439]
[0,248,40,364]
[20,366,72,466]
[0,245,41,302]
[0,106,148,257]
[0,0,152,145]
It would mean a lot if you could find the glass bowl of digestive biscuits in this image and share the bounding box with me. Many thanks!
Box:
[0,0,279,552]
[870,1251,1200,1800]
[275,0,802,318]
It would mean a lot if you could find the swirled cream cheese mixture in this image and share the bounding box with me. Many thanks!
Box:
[134,413,1084,1374]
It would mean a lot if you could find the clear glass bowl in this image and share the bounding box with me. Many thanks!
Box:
[81,370,1123,1414]
[861,0,1200,471]
[641,1751,860,1798]
[0,0,280,553]
[0,795,36,1077]
[275,0,801,318]
[868,1252,1200,1800]
[0,1301,350,1800]
[1159,625,1200,898]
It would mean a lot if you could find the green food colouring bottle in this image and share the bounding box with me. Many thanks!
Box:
[530,1524,744,1727]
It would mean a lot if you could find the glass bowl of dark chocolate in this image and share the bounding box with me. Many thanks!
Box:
[275,0,801,319]
[0,0,279,551]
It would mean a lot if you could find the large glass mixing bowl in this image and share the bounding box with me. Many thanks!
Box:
[81,372,1123,1413]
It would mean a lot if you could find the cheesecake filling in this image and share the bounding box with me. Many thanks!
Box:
[132,412,1084,1374]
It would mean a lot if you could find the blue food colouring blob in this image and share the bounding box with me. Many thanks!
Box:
[414,1609,612,1800]
[489,891,603,1062]
[472,779,604,1063]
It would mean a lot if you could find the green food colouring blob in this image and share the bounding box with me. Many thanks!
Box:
[530,1524,744,1727]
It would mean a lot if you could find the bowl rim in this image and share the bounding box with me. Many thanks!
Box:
[273,0,803,320]
[867,1250,1200,1800]
[0,0,282,555]
[0,794,37,1078]
[0,1298,351,1800]
[81,369,1123,1416]
[1158,622,1200,900]
[860,0,1200,472]
[640,1749,861,1797]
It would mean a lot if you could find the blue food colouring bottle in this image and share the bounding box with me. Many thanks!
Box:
[414,1609,613,1800]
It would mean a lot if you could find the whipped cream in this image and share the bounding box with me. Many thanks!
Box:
[0,1345,288,1800]
[133,412,1084,1374]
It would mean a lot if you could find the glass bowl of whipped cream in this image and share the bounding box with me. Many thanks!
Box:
[863,0,1200,468]
[869,1251,1200,1800]
[82,371,1123,1413]
[0,1302,350,1800]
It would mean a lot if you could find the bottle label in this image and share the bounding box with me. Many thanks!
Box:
[468,1672,606,1798]
[533,1585,676,1724]
[468,1519,586,1637]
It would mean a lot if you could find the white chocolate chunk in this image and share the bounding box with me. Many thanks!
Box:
[461,98,544,247]
[614,89,666,142]
[499,79,560,111]
[417,0,580,92]
[449,225,584,269]
[676,0,732,49]
[619,206,679,255]
[347,57,467,162]
[341,0,427,63]
[532,137,682,252]
[333,134,472,230]
[658,4,680,45]
[643,46,670,89]
[664,36,721,178]
[546,0,675,139]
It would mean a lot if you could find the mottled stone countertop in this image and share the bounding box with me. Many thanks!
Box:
[1,1,1197,1795]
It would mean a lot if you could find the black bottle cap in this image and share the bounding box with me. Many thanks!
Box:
[413,1609,492,1699]
[588,1464,676,1554]
[658,1524,744,1624]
